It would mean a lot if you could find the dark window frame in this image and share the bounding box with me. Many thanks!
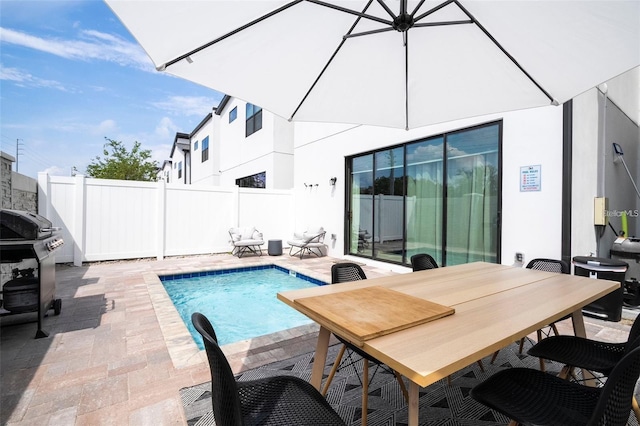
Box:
[201,136,209,162]
[245,104,263,137]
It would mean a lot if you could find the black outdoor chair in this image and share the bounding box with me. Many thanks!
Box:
[191,312,346,426]
[470,345,640,426]
[324,263,409,425]
[527,314,640,420]
[410,253,438,271]
[491,258,570,370]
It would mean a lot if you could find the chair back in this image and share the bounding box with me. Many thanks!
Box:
[331,262,367,284]
[623,315,640,354]
[191,312,244,426]
[588,345,640,425]
[526,258,570,274]
[410,253,439,271]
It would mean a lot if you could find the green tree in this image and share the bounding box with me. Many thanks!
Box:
[86,138,158,181]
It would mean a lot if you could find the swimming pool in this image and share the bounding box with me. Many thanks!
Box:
[160,265,325,349]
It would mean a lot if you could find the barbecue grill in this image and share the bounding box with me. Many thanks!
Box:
[1,209,64,338]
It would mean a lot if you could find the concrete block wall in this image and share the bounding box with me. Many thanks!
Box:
[0,151,37,212]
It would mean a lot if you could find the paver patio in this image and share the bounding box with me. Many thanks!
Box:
[1,253,635,425]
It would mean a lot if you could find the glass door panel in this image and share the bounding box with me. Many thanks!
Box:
[373,148,404,263]
[405,137,444,265]
[445,125,499,265]
[349,154,373,256]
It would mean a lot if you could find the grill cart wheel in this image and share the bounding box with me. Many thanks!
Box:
[53,299,62,316]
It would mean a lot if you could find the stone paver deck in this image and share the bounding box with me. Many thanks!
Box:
[1,253,635,425]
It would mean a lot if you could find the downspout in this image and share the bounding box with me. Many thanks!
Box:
[561,100,573,266]
[596,85,608,257]
[183,149,189,184]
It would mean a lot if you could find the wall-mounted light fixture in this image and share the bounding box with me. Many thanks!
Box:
[329,177,337,186]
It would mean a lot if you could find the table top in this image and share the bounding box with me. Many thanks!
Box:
[278,261,619,387]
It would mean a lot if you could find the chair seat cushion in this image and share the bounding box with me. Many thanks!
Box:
[528,335,625,374]
[471,367,600,426]
[234,239,264,246]
[237,376,346,425]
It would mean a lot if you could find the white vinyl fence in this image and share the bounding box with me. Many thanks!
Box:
[38,174,295,265]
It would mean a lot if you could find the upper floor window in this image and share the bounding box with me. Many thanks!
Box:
[194,141,198,151]
[229,106,237,123]
[236,171,266,189]
[202,136,209,162]
[177,161,183,179]
[246,103,262,137]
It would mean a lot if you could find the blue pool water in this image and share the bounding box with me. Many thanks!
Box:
[160,266,324,349]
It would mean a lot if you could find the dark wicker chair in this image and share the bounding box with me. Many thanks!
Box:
[191,312,346,426]
[470,345,640,426]
[324,263,409,424]
[492,258,570,369]
[527,315,640,420]
[410,253,438,271]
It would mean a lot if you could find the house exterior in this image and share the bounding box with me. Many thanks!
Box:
[164,96,294,190]
[148,67,637,271]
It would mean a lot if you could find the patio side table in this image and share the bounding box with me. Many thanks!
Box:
[268,240,282,256]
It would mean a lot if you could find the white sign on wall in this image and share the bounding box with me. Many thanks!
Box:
[520,165,541,192]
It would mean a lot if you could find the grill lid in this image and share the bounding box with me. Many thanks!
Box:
[0,209,53,240]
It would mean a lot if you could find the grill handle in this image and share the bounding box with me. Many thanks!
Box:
[41,227,62,232]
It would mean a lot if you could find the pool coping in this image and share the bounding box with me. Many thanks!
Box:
[146,259,330,370]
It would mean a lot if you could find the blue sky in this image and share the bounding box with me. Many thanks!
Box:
[0,0,224,179]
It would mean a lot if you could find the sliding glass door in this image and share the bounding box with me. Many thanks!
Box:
[347,121,501,266]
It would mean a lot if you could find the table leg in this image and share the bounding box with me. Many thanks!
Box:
[408,381,419,426]
[310,326,331,390]
[571,309,597,386]
[571,309,587,338]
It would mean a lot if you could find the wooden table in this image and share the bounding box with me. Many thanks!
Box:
[278,262,620,426]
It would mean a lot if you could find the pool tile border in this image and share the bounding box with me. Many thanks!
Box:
[148,262,328,370]
[157,264,327,286]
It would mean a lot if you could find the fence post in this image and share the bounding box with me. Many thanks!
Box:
[73,175,86,266]
[157,180,166,260]
[37,172,50,218]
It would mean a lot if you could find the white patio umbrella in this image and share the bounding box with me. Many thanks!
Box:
[106,0,639,130]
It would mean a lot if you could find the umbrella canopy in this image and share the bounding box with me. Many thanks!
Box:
[106,0,639,130]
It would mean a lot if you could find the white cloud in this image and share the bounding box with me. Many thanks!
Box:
[151,95,218,117]
[154,117,178,139]
[94,119,118,136]
[150,143,173,166]
[0,27,153,72]
[0,65,70,91]
[42,165,68,176]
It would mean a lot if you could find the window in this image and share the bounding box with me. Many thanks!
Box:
[201,136,209,162]
[245,103,262,137]
[236,171,266,188]
[177,161,182,179]
[229,106,237,123]
[194,141,198,151]
[347,121,501,267]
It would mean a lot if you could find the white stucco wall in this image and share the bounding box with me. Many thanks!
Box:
[190,117,220,186]
[218,98,294,189]
[293,107,567,265]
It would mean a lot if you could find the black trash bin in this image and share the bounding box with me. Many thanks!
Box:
[572,256,628,322]
[610,237,640,306]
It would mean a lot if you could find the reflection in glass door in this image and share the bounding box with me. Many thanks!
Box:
[349,155,373,257]
[405,137,444,264]
[445,126,499,265]
[374,148,404,263]
[347,121,500,267]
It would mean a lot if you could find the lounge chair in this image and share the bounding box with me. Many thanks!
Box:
[286,226,326,259]
[228,227,264,258]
